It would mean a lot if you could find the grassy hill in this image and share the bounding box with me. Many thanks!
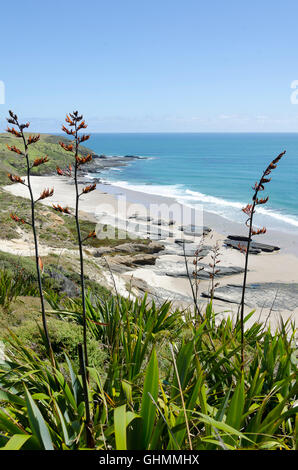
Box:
[0,132,94,184]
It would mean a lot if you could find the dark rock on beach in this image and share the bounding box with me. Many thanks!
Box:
[108,253,158,268]
[179,225,212,236]
[227,235,252,242]
[147,227,174,238]
[224,240,261,254]
[114,241,164,254]
[179,246,212,257]
[147,233,168,241]
[224,239,280,254]
[175,238,194,244]
[133,216,153,222]
[153,218,175,226]
[252,242,280,252]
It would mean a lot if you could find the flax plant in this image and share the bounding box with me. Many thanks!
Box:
[182,240,204,322]
[239,150,286,370]
[55,111,96,369]
[6,110,54,363]
[208,241,221,300]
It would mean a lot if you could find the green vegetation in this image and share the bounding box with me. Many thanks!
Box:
[0,293,296,450]
[0,251,111,316]
[10,318,106,369]
[0,256,297,450]
[0,132,93,184]
[0,185,146,250]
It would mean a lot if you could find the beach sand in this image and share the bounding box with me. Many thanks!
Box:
[3,175,298,329]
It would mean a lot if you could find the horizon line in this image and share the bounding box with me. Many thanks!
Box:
[1,130,298,135]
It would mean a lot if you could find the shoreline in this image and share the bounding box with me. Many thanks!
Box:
[92,178,298,257]
[95,178,298,258]
[2,174,298,328]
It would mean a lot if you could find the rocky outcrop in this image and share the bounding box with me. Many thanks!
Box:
[147,233,168,241]
[114,241,165,254]
[227,235,251,242]
[224,240,261,254]
[181,247,211,258]
[162,242,211,257]
[224,239,280,254]
[152,218,175,226]
[174,238,194,244]
[178,225,212,236]
[93,247,114,257]
[178,244,212,257]
[154,259,245,279]
[108,253,158,268]
[81,155,145,175]
[125,218,172,239]
[132,216,153,222]
[202,282,298,310]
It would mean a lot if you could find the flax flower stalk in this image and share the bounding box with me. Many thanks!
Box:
[239,150,285,371]
[58,112,95,370]
[6,111,54,364]
[57,111,95,448]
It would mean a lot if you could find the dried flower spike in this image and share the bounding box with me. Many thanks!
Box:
[76,154,93,165]
[59,141,74,152]
[38,188,54,201]
[6,145,23,155]
[10,213,26,224]
[62,125,76,136]
[6,127,22,138]
[56,165,72,176]
[82,183,96,194]
[52,204,71,214]
[27,135,40,145]
[32,156,49,167]
[65,114,75,126]
[8,173,25,184]
[77,120,87,130]
[78,134,90,144]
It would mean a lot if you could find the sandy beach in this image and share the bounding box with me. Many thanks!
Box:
[3,175,298,329]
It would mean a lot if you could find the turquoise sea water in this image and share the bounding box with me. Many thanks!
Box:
[87,133,298,233]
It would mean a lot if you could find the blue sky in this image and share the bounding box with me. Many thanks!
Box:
[1,0,298,132]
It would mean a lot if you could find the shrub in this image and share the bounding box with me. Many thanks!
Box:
[10,318,106,369]
[0,269,37,309]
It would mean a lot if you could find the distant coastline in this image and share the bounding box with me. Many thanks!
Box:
[85,132,298,235]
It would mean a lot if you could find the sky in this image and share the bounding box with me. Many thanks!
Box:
[1,0,298,132]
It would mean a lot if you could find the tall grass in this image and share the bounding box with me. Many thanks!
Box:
[0,270,37,308]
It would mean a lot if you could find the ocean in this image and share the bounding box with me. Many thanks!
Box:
[87,133,298,234]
